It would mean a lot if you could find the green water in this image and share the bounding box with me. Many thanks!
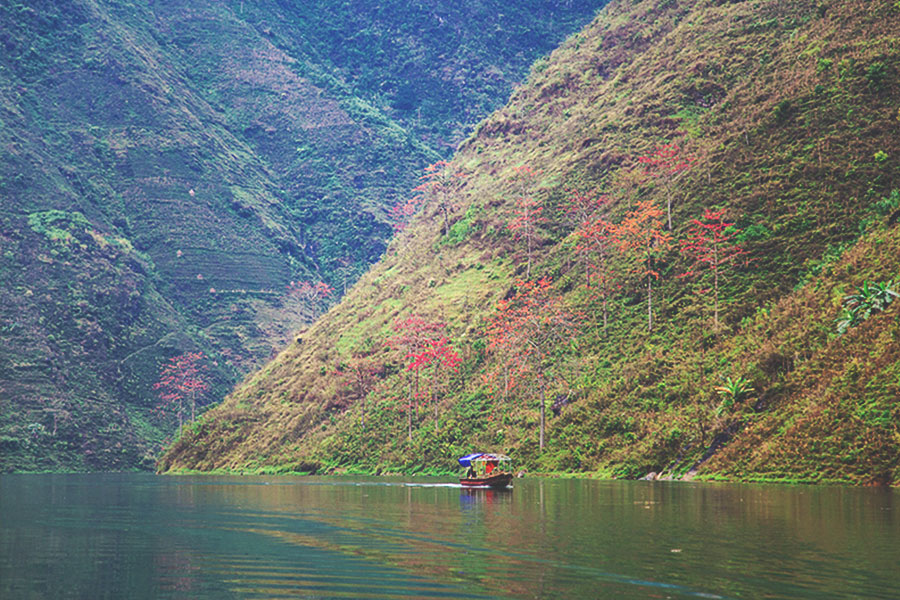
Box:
[1,473,897,599]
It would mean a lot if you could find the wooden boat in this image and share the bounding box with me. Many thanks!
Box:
[460,471,514,488]
[458,453,513,488]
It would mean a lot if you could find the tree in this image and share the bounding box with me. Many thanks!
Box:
[507,166,546,278]
[335,355,382,430]
[638,142,695,230]
[485,278,578,451]
[390,161,465,235]
[407,335,462,424]
[574,214,618,335]
[611,200,671,332]
[285,279,334,322]
[388,196,422,233]
[679,208,747,331]
[561,187,608,231]
[413,160,466,236]
[388,316,447,440]
[154,352,210,430]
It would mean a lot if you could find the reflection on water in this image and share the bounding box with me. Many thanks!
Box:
[1,473,897,599]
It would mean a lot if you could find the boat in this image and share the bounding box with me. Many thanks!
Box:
[458,453,513,488]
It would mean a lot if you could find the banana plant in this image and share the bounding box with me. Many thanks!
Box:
[714,376,754,415]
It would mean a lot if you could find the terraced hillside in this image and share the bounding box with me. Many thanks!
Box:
[162,0,900,485]
[0,0,604,471]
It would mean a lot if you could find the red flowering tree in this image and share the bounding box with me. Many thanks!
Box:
[561,188,608,231]
[575,215,618,334]
[507,166,545,278]
[679,208,747,330]
[485,278,578,451]
[285,279,334,322]
[611,200,671,332]
[388,195,421,233]
[153,352,210,430]
[638,142,695,230]
[406,336,462,424]
[390,160,465,235]
[388,316,447,440]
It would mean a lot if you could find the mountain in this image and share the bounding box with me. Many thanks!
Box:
[0,0,604,471]
[161,0,900,485]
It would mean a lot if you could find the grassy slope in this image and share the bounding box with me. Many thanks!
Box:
[0,0,601,471]
[161,0,896,484]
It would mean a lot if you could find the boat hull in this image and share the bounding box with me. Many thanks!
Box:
[459,472,513,488]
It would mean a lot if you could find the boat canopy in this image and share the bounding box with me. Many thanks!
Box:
[458,453,511,467]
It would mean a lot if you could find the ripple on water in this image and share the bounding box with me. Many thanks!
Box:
[2,474,898,599]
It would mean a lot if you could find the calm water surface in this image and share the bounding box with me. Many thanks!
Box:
[1,473,897,599]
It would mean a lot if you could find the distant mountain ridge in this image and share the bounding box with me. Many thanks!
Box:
[161,0,900,485]
[0,0,604,471]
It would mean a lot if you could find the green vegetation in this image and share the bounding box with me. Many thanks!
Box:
[837,280,898,334]
[162,0,900,486]
[27,211,92,244]
[0,0,601,471]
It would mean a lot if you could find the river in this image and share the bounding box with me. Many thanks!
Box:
[1,473,897,599]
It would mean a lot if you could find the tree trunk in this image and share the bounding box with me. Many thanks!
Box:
[407,377,413,442]
[538,383,546,451]
[647,275,654,332]
[603,294,608,336]
[503,364,509,402]
[666,193,672,231]
[414,368,420,420]
[526,221,533,278]
[713,245,720,331]
[432,365,440,424]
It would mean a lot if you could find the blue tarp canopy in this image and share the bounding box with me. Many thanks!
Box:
[458,453,484,467]
[458,453,510,467]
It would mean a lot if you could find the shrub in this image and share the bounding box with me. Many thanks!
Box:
[27,210,91,243]
[866,62,887,90]
[873,189,899,216]
[737,222,772,242]
[773,99,792,123]
[837,280,899,334]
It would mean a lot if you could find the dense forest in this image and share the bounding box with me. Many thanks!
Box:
[162,0,900,485]
[0,0,604,471]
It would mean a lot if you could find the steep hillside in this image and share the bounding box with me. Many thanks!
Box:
[162,0,900,484]
[0,0,603,471]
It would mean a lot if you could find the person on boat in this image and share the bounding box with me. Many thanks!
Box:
[466,464,477,478]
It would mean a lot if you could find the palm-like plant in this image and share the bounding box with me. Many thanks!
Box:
[837,280,898,334]
[714,376,754,414]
